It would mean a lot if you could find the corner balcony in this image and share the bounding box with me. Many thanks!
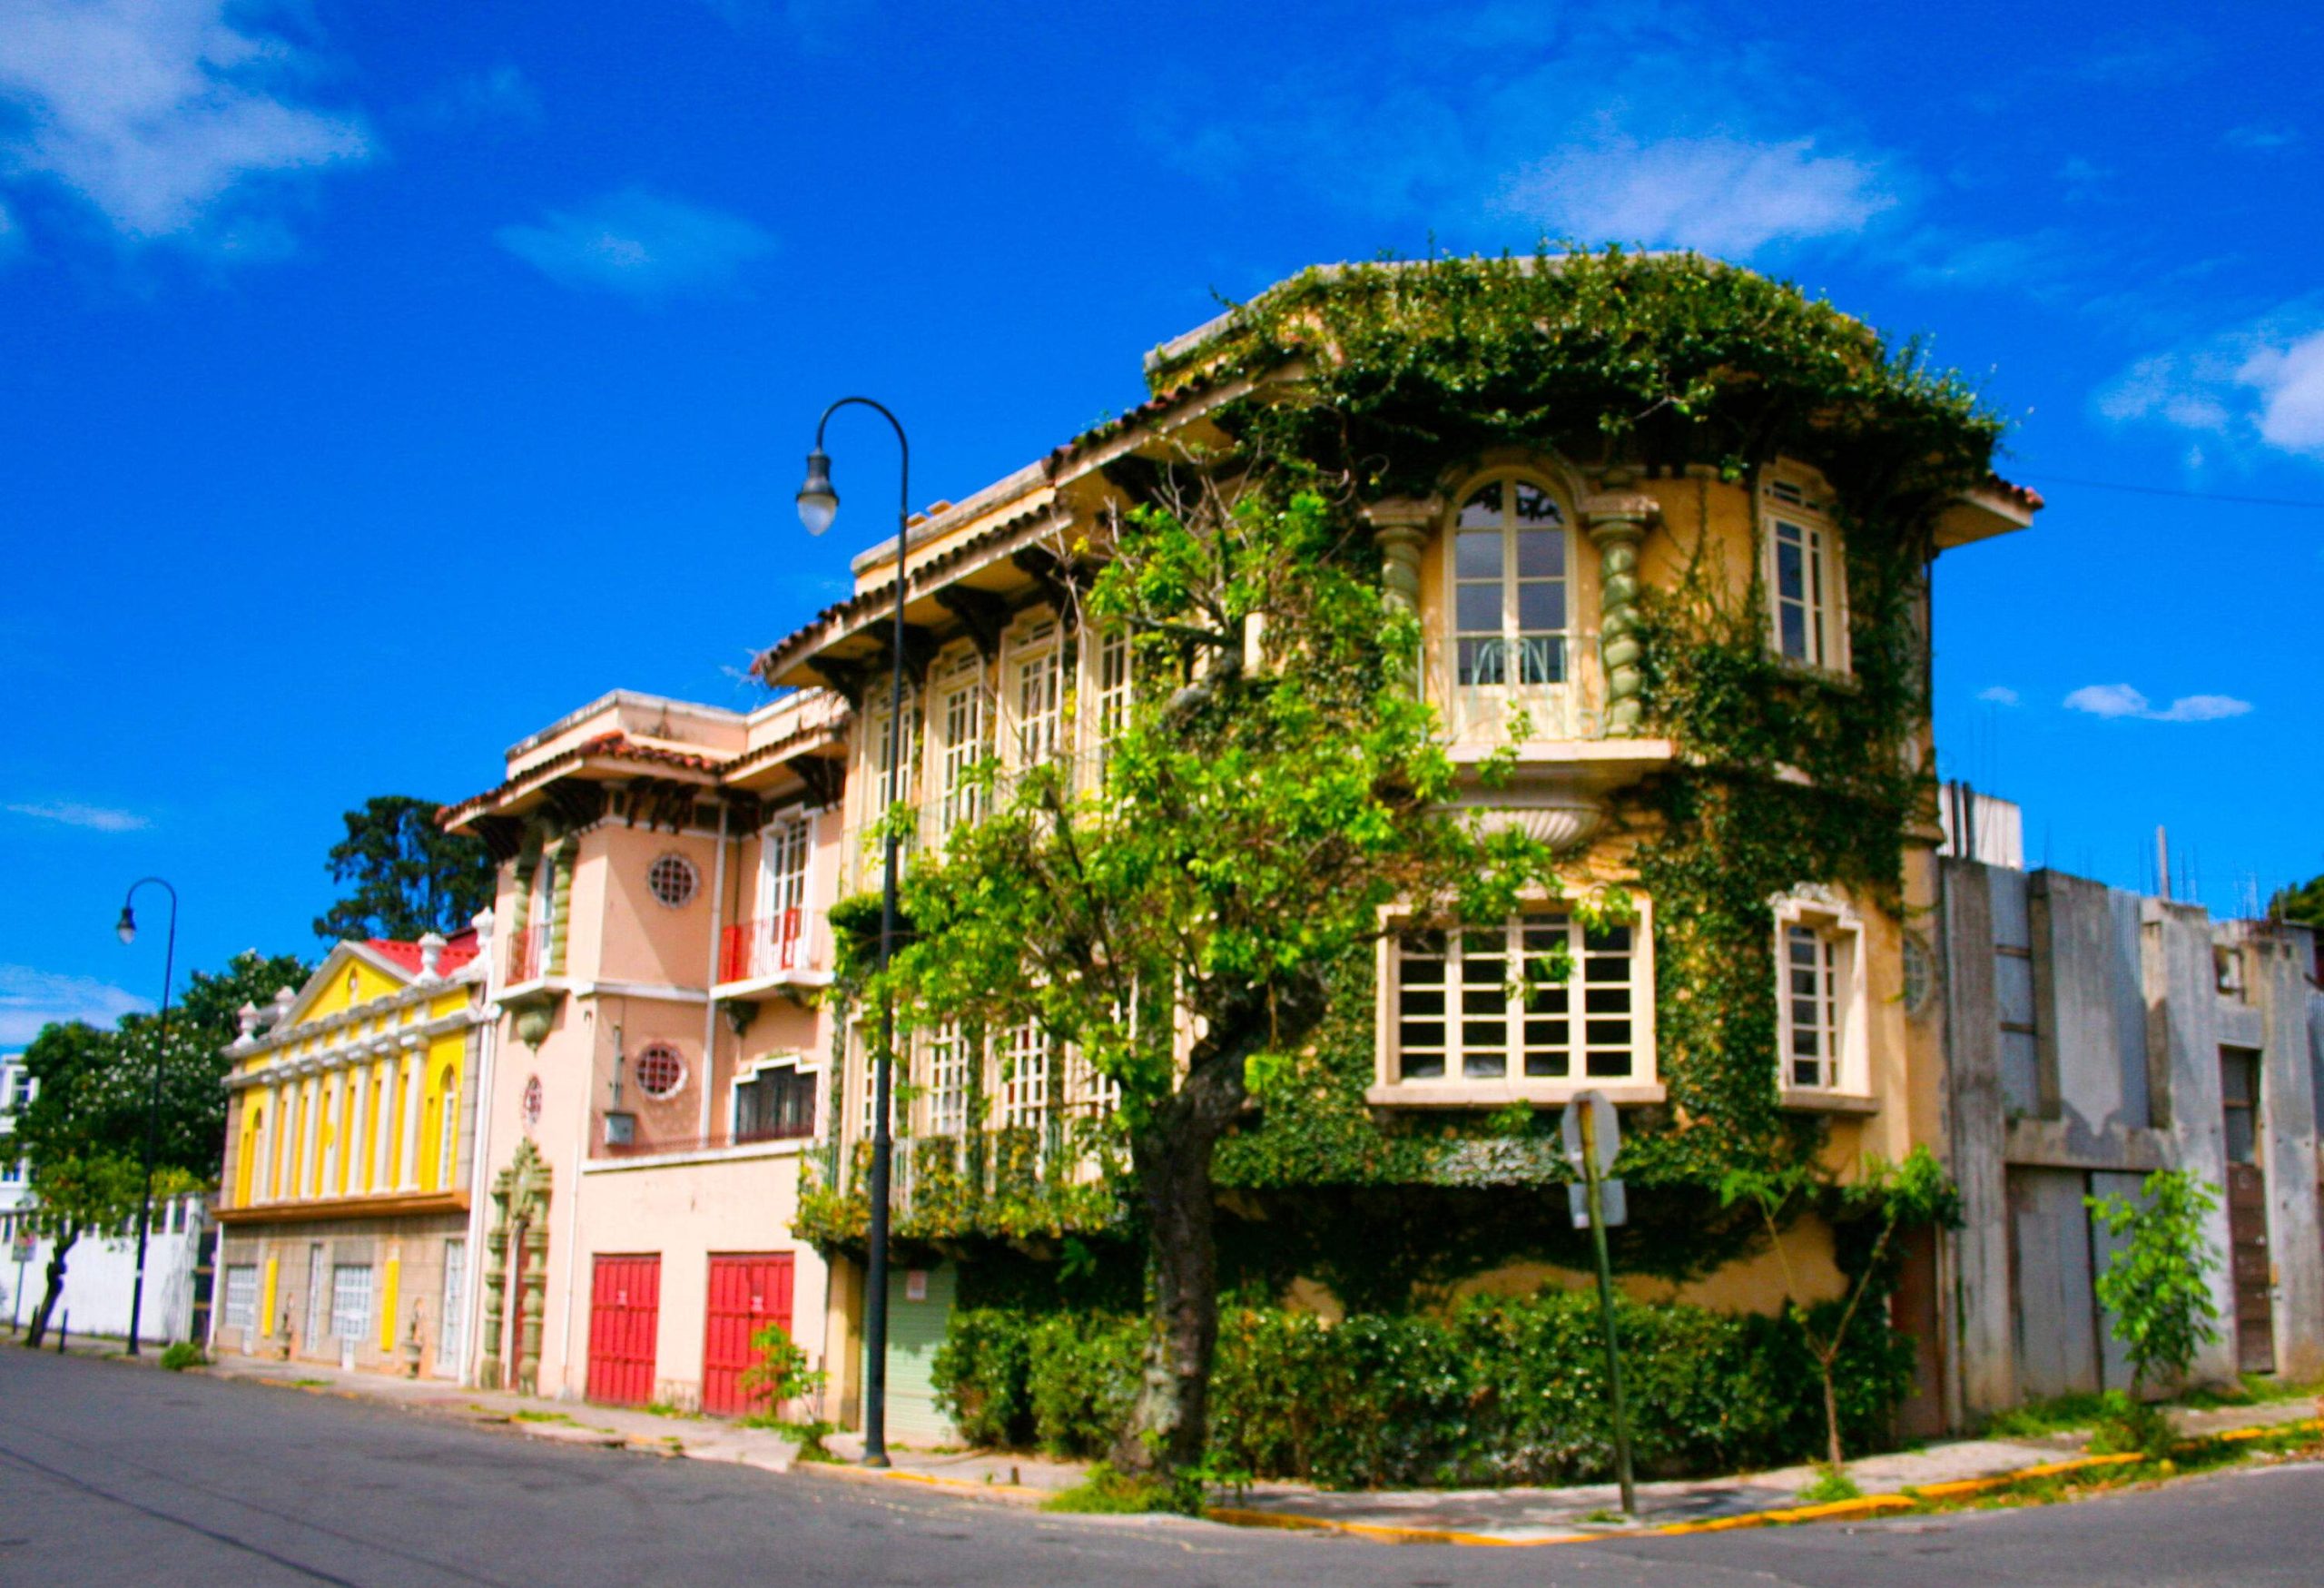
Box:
[714,909,835,999]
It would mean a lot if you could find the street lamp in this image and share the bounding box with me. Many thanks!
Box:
[115,877,179,1357]
[797,397,910,1469]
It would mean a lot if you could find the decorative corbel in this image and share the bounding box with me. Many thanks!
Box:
[934,586,1011,662]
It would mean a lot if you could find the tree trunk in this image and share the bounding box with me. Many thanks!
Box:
[1113,1117,1224,1479]
[1820,1360,1845,1471]
[25,1228,74,1349]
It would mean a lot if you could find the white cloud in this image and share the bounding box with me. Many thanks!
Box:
[0,965,147,1046]
[5,800,148,832]
[2063,684,2252,723]
[1500,135,1894,255]
[0,0,369,245]
[2098,305,2324,463]
[1141,2,1898,261]
[497,190,774,298]
[2224,125,2299,153]
[1975,686,2020,706]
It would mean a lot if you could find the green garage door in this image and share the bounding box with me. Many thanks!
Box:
[873,1262,957,1445]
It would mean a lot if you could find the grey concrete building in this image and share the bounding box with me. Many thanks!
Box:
[1940,846,2324,1420]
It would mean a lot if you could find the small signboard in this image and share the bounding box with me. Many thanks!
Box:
[1559,1090,1620,1178]
[904,1268,929,1302]
[1569,1179,1628,1229]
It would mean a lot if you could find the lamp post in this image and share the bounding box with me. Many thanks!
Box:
[796,397,910,1468]
[115,877,179,1357]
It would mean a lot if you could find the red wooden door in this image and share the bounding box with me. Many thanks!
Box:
[586,1254,661,1406]
[701,1253,795,1416]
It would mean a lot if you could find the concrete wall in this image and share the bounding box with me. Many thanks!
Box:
[1943,857,2322,1417]
[1,1197,208,1344]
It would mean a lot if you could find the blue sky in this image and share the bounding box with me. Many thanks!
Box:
[3,0,2319,1041]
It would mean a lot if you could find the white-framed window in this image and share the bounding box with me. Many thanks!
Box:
[1009,619,1065,769]
[647,853,699,909]
[866,686,922,817]
[1773,893,1866,1096]
[1065,1044,1120,1118]
[998,1021,1049,1130]
[1451,477,1570,690]
[1091,625,1132,764]
[1381,902,1656,1101]
[1764,477,1845,670]
[330,1263,373,1342]
[222,1264,259,1330]
[933,652,987,835]
[855,1022,899,1140]
[924,1021,971,1137]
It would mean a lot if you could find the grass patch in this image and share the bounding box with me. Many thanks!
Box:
[511,1409,576,1425]
[1797,1465,1864,1504]
[1578,1506,1627,1524]
[290,1377,330,1388]
[159,1342,206,1372]
[1042,1463,1180,1514]
[642,1401,702,1419]
[737,1413,838,1463]
[2181,1374,2324,1411]
[1981,1392,2109,1438]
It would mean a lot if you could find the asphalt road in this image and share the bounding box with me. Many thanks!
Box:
[3,1347,2319,1587]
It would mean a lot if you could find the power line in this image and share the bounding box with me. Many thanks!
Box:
[2009,471,2324,511]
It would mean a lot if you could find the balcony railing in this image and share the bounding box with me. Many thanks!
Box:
[589,1111,817,1162]
[717,910,832,985]
[1422,637,1597,744]
[507,923,550,984]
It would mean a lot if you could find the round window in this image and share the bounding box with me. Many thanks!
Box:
[648,853,699,908]
[520,1075,544,1132]
[635,1043,686,1100]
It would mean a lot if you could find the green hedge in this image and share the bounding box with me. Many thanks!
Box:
[932,1290,1913,1488]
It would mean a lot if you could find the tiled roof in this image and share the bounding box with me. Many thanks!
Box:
[1984,474,2043,514]
[572,731,726,773]
[362,927,480,977]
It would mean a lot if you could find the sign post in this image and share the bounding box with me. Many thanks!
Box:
[1561,1090,1636,1517]
[9,1232,30,1334]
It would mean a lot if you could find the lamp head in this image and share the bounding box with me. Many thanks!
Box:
[796,448,839,537]
[115,904,136,945]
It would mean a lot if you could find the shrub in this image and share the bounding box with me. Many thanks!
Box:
[159,1341,205,1372]
[931,1288,1915,1489]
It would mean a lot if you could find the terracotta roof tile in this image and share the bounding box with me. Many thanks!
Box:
[362,927,480,977]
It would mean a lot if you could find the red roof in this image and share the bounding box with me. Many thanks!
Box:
[572,731,726,774]
[1985,474,2043,513]
[362,927,480,978]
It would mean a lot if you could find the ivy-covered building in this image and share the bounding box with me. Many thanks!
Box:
[750,254,2045,1443]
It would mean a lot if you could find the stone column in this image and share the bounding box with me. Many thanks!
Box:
[1363,496,1439,694]
[1580,490,1659,737]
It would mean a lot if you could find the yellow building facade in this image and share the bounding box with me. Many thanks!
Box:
[211,931,493,1378]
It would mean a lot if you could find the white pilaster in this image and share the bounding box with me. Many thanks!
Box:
[399,1040,426,1189]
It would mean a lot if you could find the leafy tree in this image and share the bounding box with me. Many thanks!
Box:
[313,794,495,942]
[882,460,1563,1496]
[1720,1146,1960,1474]
[2270,872,2324,931]
[118,949,310,1178]
[7,1022,198,1346]
[2088,1169,2223,1401]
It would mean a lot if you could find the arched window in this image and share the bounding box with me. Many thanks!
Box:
[1452,476,1570,689]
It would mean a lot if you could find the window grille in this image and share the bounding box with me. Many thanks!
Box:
[1093,626,1132,764]
[330,1264,373,1343]
[999,1021,1049,1129]
[222,1265,258,1329]
[935,660,986,834]
[1010,625,1064,767]
[648,853,699,908]
[924,1023,971,1136]
[634,1044,685,1100]
[1395,916,1640,1082]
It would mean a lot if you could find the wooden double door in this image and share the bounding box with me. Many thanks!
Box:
[701,1253,794,1416]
